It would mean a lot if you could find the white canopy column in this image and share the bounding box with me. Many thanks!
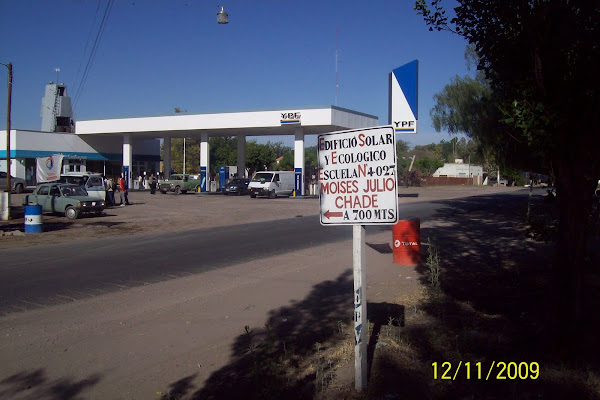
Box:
[237,135,246,178]
[163,136,171,179]
[200,132,209,192]
[123,134,133,187]
[294,127,305,196]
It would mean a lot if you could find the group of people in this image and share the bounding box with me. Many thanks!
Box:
[103,175,130,207]
[103,173,158,207]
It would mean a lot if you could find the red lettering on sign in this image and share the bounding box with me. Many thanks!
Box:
[386,177,395,191]
[321,180,359,195]
[331,151,337,165]
[363,178,396,193]
[357,163,366,178]
[358,133,365,147]
[334,194,378,208]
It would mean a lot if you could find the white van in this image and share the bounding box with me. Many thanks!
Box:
[58,172,106,200]
[248,171,295,198]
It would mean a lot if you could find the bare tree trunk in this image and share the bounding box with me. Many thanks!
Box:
[553,160,596,346]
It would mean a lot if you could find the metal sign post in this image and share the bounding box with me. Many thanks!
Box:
[318,125,397,391]
[353,224,367,389]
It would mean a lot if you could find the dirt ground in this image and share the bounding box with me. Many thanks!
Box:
[4,185,596,400]
[0,185,519,249]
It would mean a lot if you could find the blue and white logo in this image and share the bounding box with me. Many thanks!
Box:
[280,112,301,125]
[389,60,418,134]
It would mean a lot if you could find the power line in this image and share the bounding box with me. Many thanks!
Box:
[72,0,102,100]
[73,0,115,113]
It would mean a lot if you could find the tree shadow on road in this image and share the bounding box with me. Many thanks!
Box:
[0,368,101,400]
[365,193,600,399]
[157,192,600,399]
[157,271,413,400]
[188,269,355,400]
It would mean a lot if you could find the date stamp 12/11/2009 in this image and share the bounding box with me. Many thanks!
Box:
[432,361,540,381]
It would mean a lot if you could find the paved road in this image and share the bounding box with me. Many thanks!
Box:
[0,190,535,315]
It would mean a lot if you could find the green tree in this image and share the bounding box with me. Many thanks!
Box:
[411,143,443,163]
[169,138,200,175]
[274,151,294,170]
[395,139,411,176]
[246,140,276,177]
[210,137,238,172]
[414,157,444,177]
[304,146,318,170]
[415,0,600,342]
[266,141,291,158]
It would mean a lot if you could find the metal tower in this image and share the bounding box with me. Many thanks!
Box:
[40,82,74,132]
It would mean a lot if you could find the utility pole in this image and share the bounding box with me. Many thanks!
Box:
[453,136,456,161]
[408,154,416,172]
[468,154,471,185]
[335,28,340,106]
[497,150,501,185]
[1,62,12,221]
[404,155,416,188]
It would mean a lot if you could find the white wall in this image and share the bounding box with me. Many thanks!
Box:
[0,130,17,176]
[0,130,17,153]
[433,163,483,178]
[0,130,159,158]
[331,108,379,130]
[12,130,105,155]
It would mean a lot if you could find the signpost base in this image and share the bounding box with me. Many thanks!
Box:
[353,224,367,390]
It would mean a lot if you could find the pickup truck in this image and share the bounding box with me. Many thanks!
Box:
[159,174,200,195]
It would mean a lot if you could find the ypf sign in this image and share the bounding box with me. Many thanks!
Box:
[389,60,418,134]
[318,126,398,225]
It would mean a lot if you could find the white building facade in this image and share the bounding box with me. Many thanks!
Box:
[2,106,378,194]
[432,160,484,185]
[0,129,160,187]
[75,106,378,194]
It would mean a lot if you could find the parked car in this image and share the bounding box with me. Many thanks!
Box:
[24,183,105,219]
[0,171,26,193]
[57,172,106,200]
[487,177,508,186]
[221,178,250,195]
[248,171,295,198]
[159,174,200,194]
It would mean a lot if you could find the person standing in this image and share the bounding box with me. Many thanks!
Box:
[149,173,157,195]
[119,174,130,206]
[105,176,115,207]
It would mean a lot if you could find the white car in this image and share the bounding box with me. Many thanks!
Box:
[248,171,295,198]
[57,172,106,200]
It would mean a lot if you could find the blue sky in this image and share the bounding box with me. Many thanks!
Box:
[0,0,470,148]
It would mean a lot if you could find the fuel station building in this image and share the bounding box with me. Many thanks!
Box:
[1,82,378,194]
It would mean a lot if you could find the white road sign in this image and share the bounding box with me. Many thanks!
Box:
[318,126,398,225]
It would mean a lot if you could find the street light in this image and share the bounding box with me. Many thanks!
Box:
[1,62,12,221]
[217,6,228,24]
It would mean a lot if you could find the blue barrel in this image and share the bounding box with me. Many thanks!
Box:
[24,205,43,234]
